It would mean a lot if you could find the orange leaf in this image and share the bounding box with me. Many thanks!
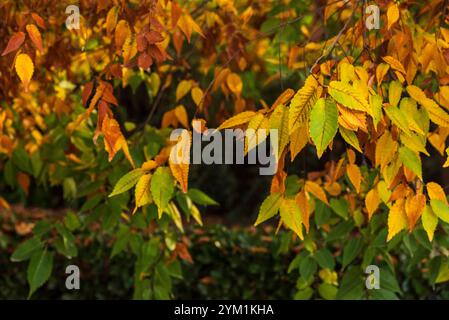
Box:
[305,180,329,205]
[26,24,44,52]
[405,193,426,231]
[2,32,25,56]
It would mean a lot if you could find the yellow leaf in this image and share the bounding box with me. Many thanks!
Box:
[377,180,392,205]
[387,4,400,30]
[376,63,390,87]
[176,80,193,102]
[365,188,381,220]
[226,73,243,96]
[288,75,319,133]
[375,131,397,169]
[133,174,152,214]
[305,180,328,205]
[427,182,448,205]
[174,105,189,128]
[382,56,406,75]
[405,193,426,231]
[122,35,137,65]
[245,113,269,153]
[15,53,34,92]
[280,198,304,240]
[407,85,449,128]
[169,130,191,193]
[269,104,289,156]
[328,81,371,114]
[347,164,362,193]
[217,111,257,130]
[387,199,408,241]
[388,81,402,107]
[191,87,204,107]
[177,14,204,43]
[422,205,438,241]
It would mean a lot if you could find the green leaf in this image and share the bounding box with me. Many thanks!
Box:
[254,192,282,226]
[12,146,32,174]
[150,167,175,218]
[336,267,364,299]
[111,225,130,258]
[314,249,335,269]
[328,81,369,113]
[109,168,144,197]
[342,238,363,268]
[299,256,317,281]
[27,248,53,298]
[318,283,338,300]
[430,199,449,223]
[339,126,362,152]
[64,211,81,231]
[398,146,422,180]
[11,237,43,262]
[309,98,338,158]
[422,205,438,241]
[384,106,412,135]
[330,197,349,219]
[187,188,218,206]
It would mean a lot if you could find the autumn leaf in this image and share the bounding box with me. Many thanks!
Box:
[305,180,328,205]
[405,194,426,231]
[169,130,191,193]
[365,188,381,220]
[387,4,400,30]
[280,198,304,240]
[226,73,243,96]
[217,111,257,130]
[288,75,319,133]
[254,193,282,226]
[133,174,152,214]
[101,114,135,168]
[328,81,370,114]
[26,24,44,52]
[15,53,34,92]
[387,199,408,241]
[2,31,25,56]
[176,80,193,102]
[422,205,438,241]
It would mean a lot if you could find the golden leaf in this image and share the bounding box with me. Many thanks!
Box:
[347,164,362,193]
[387,4,400,30]
[365,188,381,220]
[133,174,152,214]
[226,73,243,96]
[387,199,408,241]
[169,130,191,193]
[427,182,448,205]
[15,53,34,92]
[405,193,426,231]
[305,180,329,205]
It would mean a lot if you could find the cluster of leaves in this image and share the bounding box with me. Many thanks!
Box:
[2,0,449,299]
